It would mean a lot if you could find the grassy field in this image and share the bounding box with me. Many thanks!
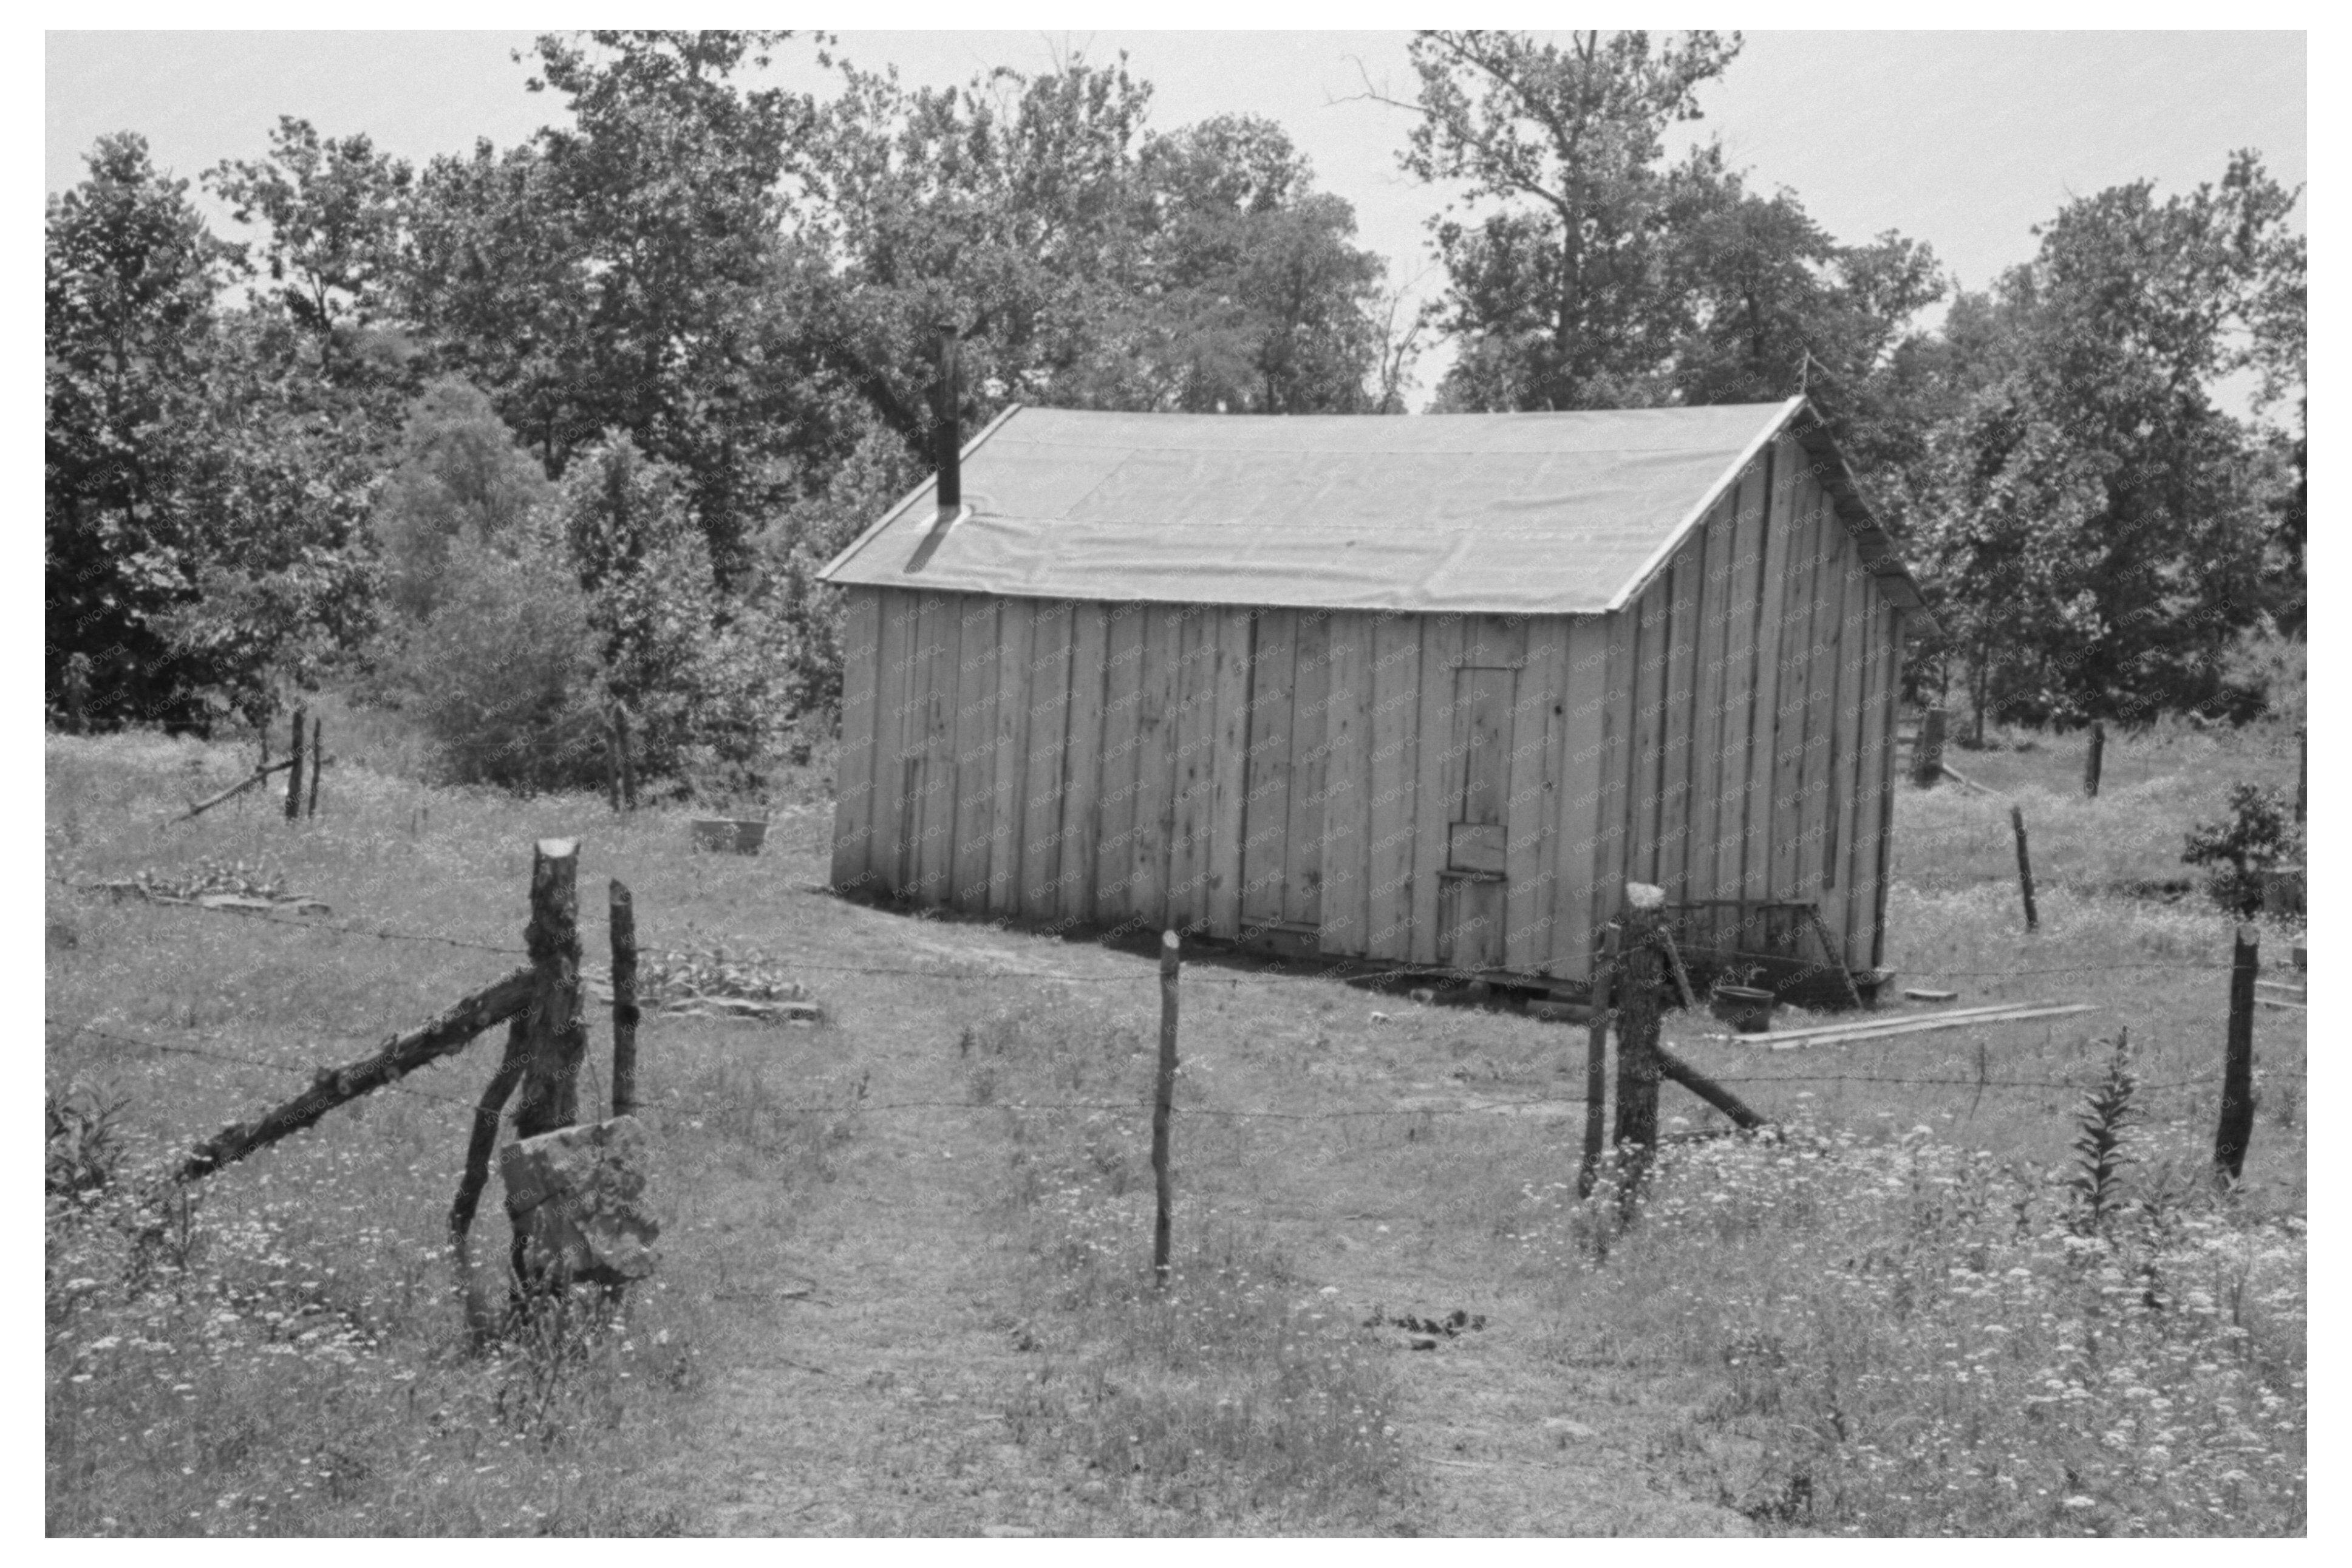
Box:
[44,710,2306,1536]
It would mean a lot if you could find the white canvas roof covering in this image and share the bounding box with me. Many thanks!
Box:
[819,399,1926,617]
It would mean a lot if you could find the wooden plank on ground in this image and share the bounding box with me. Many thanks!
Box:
[1366,613,1422,960]
[1018,600,1074,921]
[1318,610,1375,956]
[1409,613,1465,964]
[1284,608,1332,928]
[1727,1003,2098,1051]
[1094,602,1148,923]
[1206,607,1254,939]
[1059,602,1111,926]
[1241,608,1297,926]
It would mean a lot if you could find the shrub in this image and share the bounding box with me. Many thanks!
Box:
[2182,783,2297,917]
[397,528,607,793]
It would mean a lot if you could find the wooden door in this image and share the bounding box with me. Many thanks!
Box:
[1439,666,1515,967]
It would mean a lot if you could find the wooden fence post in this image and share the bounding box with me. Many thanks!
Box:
[63,652,89,733]
[1911,707,1947,788]
[2083,721,2104,798]
[1578,923,1618,1200]
[507,838,588,1297]
[610,879,639,1118]
[615,704,637,812]
[307,715,322,818]
[605,704,623,814]
[1612,885,1666,1199]
[284,704,307,822]
[2009,803,2039,933]
[1152,930,1179,1286]
[2296,727,2306,823]
[2214,924,2258,1187]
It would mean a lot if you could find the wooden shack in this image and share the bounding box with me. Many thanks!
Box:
[817,398,1931,989]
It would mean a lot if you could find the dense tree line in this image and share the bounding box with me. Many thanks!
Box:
[46,29,2305,784]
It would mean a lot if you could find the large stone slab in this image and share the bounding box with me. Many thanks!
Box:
[500,1114,660,1284]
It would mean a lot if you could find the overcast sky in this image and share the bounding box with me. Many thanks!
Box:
[45,29,2306,405]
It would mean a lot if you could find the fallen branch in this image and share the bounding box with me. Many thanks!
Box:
[175,966,534,1183]
[172,760,295,823]
[1656,1045,1767,1130]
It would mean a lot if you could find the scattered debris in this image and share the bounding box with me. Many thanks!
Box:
[583,943,825,1026]
[1369,1010,1391,1023]
[84,859,330,916]
[1542,1417,1597,1442]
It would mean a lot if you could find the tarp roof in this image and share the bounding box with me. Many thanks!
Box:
[819,399,1929,619]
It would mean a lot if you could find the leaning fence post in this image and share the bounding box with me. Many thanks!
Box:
[610,879,639,1118]
[2009,803,2039,932]
[2214,924,2258,1187]
[1152,929,1179,1286]
[1911,707,1947,788]
[284,704,307,822]
[307,715,323,818]
[2082,721,2105,799]
[1578,922,1618,1200]
[1612,884,1666,1202]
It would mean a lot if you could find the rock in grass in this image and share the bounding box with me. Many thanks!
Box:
[500,1115,661,1284]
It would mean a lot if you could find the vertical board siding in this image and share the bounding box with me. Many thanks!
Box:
[1551,616,1610,982]
[1320,611,1376,956]
[987,598,1034,918]
[1819,550,1868,952]
[1241,608,1295,925]
[950,595,1002,915]
[1059,602,1111,926]
[1685,498,1737,912]
[1284,610,1332,927]
[1096,602,1148,922]
[1740,443,1795,902]
[1793,481,1846,913]
[1589,604,1638,959]
[1167,605,1221,931]
[1657,540,1704,901]
[1366,614,1423,960]
[1766,462,1822,901]
[1871,604,1903,968]
[1018,601,1074,921]
[870,589,919,898]
[1708,466,1769,930]
[1845,579,1892,970]
[1505,616,1567,972]
[1130,604,1185,927]
[1207,608,1254,938]
[1408,613,1464,964]
[913,591,961,905]
[830,587,883,890]
[1626,576,1673,887]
